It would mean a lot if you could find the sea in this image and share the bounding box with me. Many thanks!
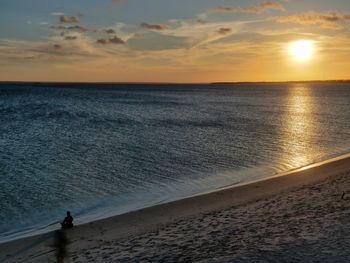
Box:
[1,82,350,243]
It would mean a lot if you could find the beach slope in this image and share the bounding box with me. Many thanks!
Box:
[1,154,350,262]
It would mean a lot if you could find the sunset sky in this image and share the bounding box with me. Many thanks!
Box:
[1,0,350,82]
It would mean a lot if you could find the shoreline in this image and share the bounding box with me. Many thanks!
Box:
[1,152,350,261]
[1,151,349,245]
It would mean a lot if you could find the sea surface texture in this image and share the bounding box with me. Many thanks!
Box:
[1,82,350,242]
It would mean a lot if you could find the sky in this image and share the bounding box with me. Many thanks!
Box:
[0,0,350,82]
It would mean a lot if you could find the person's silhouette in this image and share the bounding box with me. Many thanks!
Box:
[61,211,74,229]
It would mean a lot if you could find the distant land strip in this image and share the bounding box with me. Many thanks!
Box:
[0,80,350,86]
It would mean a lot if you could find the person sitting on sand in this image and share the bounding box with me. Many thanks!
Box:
[61,211,74,229]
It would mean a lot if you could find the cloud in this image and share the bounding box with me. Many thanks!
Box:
[140,23,168,30]
[0,36,105,65]
[53,44,62,49]
[213,31,318,45]
[134,17,246,51]
[276,11,350,29]
[212,1,285,14]
[152,17,250,49]
[217,28,232,35]
[127,32,189,51]
[109,36,125,44]
[51,12,65,16]
[51,25,90,33]
[105,29,116,34]
[96,39,109,45]
[64,36,78,41]
[96,36,125,45]
[196,19,208,24]
[59,15,79,23]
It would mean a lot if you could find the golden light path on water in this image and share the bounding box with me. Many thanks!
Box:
[280,85,320,169]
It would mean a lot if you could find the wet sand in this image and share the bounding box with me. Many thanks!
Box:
[1,154,350,262]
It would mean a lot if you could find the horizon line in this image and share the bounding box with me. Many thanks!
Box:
[0,79,350,85]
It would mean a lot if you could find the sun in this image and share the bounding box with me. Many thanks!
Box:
[289,40,314,62]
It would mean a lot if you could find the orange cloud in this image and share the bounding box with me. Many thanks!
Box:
[140,23,168,30]
[59,15,79,23]
[217,28,232,35]
[97,36,125,45]
[212,1,285,14]
[64,36,78,41]
[105,29,116,34]
[276,11,350,29]
[51,25,90,33]
[53,44,62,49]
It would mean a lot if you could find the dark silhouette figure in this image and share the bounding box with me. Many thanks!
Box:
[53,230,68,263]
[342,192,346,200]
[61,211,74,229]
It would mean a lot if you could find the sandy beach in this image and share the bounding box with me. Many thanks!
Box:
[2,0,350,261]
[1,154,350,262]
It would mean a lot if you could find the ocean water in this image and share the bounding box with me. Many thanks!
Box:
[1,82,350,242]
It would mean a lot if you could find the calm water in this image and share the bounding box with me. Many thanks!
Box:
[1,82,350,242]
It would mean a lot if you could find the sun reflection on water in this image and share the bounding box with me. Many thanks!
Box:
[280,85,320,169]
